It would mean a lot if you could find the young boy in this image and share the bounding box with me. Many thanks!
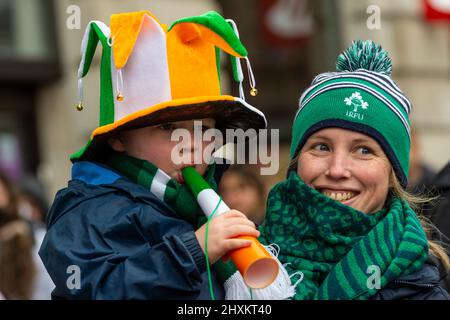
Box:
[39,10,266,299]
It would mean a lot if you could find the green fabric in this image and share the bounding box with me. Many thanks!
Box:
[168,11,248,57]
[72,21,115,161]
[70,138,92,161]
[228,22,242,83]
[301,77,409,121]
[80,22,115,126]
[81,24,100,77]
[336,40,392,76]
[105,150,238,283]
[290,40,412,187]
[259,172,429,300]
[71,11,262,163]
[215,46,221,90]
[105,151,217,226]
[230,55,242,83]
[93,23,115,127]
[291,86,411,177]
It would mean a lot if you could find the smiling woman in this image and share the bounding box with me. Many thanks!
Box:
[256,40,450,300]
[296,128,391,214]
[290,127,450,273]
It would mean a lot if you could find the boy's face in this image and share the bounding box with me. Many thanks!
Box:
[109,118,216,183]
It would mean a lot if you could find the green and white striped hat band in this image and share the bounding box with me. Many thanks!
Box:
[296,70,412,132]
[290,50,412,188]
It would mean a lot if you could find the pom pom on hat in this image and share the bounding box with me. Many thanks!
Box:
[336,40,392,76]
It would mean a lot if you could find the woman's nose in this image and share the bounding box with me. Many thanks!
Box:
[325,153,351,179]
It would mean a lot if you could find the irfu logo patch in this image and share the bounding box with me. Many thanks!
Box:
[344,91,368,120]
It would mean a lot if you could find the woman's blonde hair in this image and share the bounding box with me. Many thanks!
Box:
[289,155,450,270]
[0,220,36,299]
[0,173,36,299]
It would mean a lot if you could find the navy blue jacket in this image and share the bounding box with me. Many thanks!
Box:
[431,161,450,291]
[39,161,224,300]
[372,256,450,300]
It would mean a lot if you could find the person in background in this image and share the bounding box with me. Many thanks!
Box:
[18,175,49,224]
[0,171,35,299]
[407,127,437,218]
[407,129,450,292]
[219,165,266,225]
[432,161,450,244]
[18,175,55,299]
[408,127,437,195]
[429,160,450,291]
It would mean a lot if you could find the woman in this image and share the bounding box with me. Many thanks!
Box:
[258,40,450,300]
[0,171,35,299]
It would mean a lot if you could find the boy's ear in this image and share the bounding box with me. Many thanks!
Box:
[108,137,126,152]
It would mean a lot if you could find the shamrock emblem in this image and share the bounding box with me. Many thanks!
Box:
[344,92,369,112]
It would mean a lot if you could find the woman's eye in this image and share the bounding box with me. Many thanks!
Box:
[357,146,372,155]
[313,144,329,152]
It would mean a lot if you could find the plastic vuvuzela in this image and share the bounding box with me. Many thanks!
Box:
[182,167,279,289]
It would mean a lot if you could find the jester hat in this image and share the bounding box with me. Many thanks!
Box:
[71,10,266,161]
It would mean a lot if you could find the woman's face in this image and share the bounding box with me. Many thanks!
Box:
[297,128,392,214]
[219,172,265,225]
[0,179,10,210]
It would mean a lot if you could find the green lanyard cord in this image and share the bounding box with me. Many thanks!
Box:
[204,196,223,300]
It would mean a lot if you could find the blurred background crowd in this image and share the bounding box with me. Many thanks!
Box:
[1,0,450,299]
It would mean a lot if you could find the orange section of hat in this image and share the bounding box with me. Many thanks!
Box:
[167,23,221,99]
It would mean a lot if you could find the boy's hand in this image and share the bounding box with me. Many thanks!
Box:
[195,210,260,264]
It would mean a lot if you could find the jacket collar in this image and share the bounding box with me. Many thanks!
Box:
[70,161,174,213]
[72,161,122,185]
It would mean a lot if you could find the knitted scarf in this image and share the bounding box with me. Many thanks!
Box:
[105,151,255,298]
[105,151,217,226]
[259,171,429,300]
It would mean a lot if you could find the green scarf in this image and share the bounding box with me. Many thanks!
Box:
[105,151,241,291]
[105,151,217,226]
[259,171,429,300]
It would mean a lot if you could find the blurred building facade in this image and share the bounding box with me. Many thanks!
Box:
[1,0,449,202]
[0,0,59,182]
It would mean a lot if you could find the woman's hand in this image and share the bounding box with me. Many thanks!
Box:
[195,210,260,264]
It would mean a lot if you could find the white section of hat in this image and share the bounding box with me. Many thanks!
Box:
[111,14,172,122]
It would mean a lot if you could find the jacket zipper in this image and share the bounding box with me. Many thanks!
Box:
[392,279,437,288]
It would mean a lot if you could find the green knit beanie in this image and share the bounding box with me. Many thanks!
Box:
[290,40,411,187]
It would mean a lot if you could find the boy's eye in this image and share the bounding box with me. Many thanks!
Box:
[159,123,175,131]
[312,143,329,152]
